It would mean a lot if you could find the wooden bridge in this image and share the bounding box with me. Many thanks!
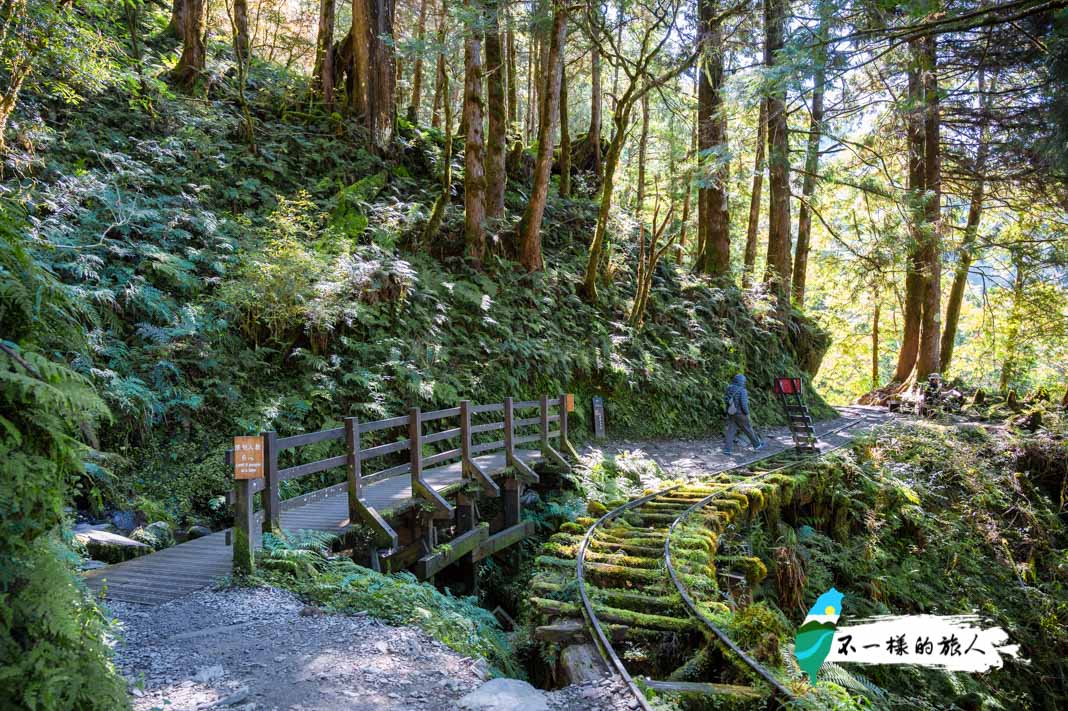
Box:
[85,394,576,605]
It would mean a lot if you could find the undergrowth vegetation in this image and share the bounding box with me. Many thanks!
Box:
[738,419,1068,708]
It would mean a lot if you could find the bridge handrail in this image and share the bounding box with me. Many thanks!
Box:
[227,394,577,573]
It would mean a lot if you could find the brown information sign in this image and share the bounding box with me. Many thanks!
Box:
[233,436,264,480]
[565,393,575,413]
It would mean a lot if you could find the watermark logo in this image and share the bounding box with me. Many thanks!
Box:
[794,587,1022,683]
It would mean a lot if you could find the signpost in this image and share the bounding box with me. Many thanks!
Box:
[592,396,606,440]
[233,436,264,480]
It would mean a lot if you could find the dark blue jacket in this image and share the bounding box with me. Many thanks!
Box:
[725,374,750,416]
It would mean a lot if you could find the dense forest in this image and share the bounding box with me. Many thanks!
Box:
[1,0,1066,709]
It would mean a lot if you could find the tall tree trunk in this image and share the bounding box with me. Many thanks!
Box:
[168,0,187,39]
[697,0,730,277]
[315,0,336,109]
[430,0,446,128]
[352,0,396,151]
[173,0,206,87]
[676,118,696,266]
[636,91,649,213]
[589,39,602,174]
[485,1,507,220]
[763,0,792,302]
[892,53,926,384]
[872,298,881,389]
[424,70,454,241]
[506,21,518,131]
[941,70,992,373]
[407,0,430,123]
[582,102,632,301]
[463,0,486,268]
[233,0,250,60]
[915,32,942,379]
[518,0,566,271]
[559,64,572,198]
[998,256,1026,392]
[743,98,767,287]
[791,0,829,306]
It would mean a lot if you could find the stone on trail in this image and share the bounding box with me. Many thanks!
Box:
[74,528,151,564]
[559,643,606,684]
[186,525,213,540]
[456,678,550,711]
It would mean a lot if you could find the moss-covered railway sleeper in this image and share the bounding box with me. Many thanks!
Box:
[574,418,864,710]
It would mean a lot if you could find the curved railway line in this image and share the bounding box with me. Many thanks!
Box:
[557,415,881,710]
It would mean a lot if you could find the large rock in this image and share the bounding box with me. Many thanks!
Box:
[132,521,174,551]
[74,529,151,564]
[186,525,213,540]
[456,678,549,711]
[559,644,607,685]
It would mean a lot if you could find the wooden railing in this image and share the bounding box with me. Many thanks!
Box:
[227,394,577,573]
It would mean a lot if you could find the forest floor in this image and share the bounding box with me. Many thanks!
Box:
[106,407,890,711]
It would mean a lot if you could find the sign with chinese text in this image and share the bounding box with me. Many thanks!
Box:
[233,436,264,480]
[592,397,606,439]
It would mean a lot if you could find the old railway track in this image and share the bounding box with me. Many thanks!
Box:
[532,417,870,710]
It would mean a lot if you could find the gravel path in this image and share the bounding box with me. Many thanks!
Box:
[108,587,629,710]
[583,405,891,481]
[107,406,890,710]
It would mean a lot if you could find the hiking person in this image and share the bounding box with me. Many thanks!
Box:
[723,374,765,455]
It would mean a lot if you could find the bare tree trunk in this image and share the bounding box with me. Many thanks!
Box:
[559,64,572,198]
[463,0,486,268]
[582,103,631,301]
[518,0,566,271]
[915,32,942,379]
[485,1,507,220]
[407,0,430,123]
[697,0,730,277]
[743,98,767,287]
[763,0,792,303]
[506,21,518,131]
[791,0,829,306]
[589,38,602,174]
[315,0,336,109]
[352,0,396,151]
[173,0,206,87]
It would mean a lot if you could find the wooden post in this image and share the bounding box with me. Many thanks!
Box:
[460,400,473,480]
[232,478,255,574]
[539,393,550,453]
[504,396,515,459]
[262,430,280,534]
[502,477,521,528]
[455,488,478,594]
[409,406,423,488]
[345,417,361,523]
[559,393,579,459]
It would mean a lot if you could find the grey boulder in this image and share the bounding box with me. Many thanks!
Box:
[456,678,549,711]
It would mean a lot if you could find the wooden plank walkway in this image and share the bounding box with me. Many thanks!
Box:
[84,450,544,606]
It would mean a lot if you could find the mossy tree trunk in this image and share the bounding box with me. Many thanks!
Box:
[352,0,396,152]
[915,32,942,379]
[559,64,572,198]
[589,31,602,175]
[430,0,446,128]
